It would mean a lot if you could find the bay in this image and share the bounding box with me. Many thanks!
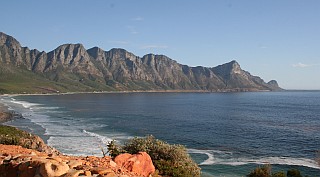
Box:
[2,91,320,176]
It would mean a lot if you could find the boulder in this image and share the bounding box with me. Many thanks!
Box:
[114,152,155,177]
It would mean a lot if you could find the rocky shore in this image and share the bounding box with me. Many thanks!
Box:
[0,106,156,177]
[0,144,155,177]
[0,104,13,123]
[0,103,23,123]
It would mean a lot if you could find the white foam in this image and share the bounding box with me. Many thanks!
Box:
[47,136,105,156]
[83,130,113,144]
[10,100,41,109]
[253,157,320,169]
[189,149,320,169]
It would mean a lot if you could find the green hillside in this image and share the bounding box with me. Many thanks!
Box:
[0,64,112,94]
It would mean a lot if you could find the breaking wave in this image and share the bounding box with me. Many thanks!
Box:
[10,100,42,109]
[188,149,320,169]
[83,129,113,144]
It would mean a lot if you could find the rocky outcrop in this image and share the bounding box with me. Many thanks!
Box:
[0,144,155,177]
[0,32,282,92]
[115,152,155,177]
[0,112,13,123]
[0,125,60,155]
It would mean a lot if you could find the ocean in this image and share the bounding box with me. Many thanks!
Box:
[1,91,320,177]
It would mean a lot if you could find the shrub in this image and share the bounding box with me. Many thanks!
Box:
[247,164,271,177]
[247,165,310,177]
[107,135,201,177]
[0,125,26,145]
[272,171,286,177]
[287,169,302,177]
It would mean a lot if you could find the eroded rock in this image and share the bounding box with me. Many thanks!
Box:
[39,160,70,177]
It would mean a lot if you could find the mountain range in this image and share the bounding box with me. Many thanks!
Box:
[0,32,281,94]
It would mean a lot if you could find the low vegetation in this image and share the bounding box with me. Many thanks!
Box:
[247,165,309,177]
[0,125,30,145]
[107,135,201,177]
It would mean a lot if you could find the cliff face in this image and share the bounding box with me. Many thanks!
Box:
[0,32,282,92]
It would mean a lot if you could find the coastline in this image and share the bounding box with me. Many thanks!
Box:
[1,92,320,177]
[0,101,24,124]
[1,88,274,97]
[0,103,14,123]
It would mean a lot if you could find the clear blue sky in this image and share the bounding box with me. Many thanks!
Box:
[1,0,319,90]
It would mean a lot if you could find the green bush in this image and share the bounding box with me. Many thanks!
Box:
[107,135,201,177]
[272,171,286,177]
[0,125,27,145]
[287,169,302,177]
[247,165,310,177]
[247,164,271,177]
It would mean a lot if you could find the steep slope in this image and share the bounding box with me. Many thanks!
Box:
[0,32,281,93]
[212,60,281,91]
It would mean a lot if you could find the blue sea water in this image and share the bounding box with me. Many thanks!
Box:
[1,91,320,177]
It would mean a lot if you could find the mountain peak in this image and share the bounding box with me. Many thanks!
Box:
[214,60,243,75]
[55,43,85,50]
[0,32,21,47]
[106,48,137,61]
[228,59,240,67]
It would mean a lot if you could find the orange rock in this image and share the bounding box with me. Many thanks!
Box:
[30,159,47,168]
[68,160,83,169]
[105,172,118,177]
[91,167,113,175]
[46,157,62,162]
[114,152,155,177]
[84,170,92,176]
[109,160,117,168]
[0,145,145,177]
[63,169,84,177]
[18,166,36,177]
[39,160,70,177]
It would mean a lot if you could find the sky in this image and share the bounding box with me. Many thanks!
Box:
[1,0,319,90]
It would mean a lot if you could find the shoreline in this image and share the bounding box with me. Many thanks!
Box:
[0,89,275,97]
[0,102,24,124]
[0,103,14,123]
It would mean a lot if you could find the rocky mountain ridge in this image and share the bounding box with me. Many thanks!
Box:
[0,32,281,93]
